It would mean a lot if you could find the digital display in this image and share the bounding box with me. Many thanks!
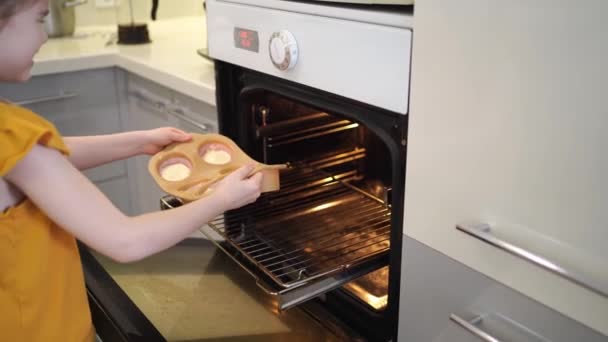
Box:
[234,27,259,52]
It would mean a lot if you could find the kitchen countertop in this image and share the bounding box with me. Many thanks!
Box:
[91,239,348,341]
[32,16,216,106]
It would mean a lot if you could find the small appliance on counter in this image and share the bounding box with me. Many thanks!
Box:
[116,0,159,44]
[44,0,87,37]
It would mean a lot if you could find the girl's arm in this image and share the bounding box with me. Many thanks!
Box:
[6,144,262,263]
[64,127,191,170]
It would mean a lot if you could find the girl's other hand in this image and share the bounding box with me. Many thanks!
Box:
[210,164,263,211]
[139,127,191,155]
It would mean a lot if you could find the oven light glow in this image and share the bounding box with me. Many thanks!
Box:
[310,202,335,212]
[365,293,388,310]
[344,283,388,311]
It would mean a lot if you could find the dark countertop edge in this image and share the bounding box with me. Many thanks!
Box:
[79,242,166,342]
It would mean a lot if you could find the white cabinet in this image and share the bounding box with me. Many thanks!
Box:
[0,68,133,215]
[125,74,217,215]
[405,0,608,336]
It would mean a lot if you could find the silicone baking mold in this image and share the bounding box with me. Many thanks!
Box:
[149,133,286,202]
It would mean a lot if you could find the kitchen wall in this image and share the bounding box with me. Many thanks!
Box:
[75,0,204,26]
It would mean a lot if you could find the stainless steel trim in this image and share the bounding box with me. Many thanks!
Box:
[456,222,608,298]
[450,314,501,342]
[15,91,77,106]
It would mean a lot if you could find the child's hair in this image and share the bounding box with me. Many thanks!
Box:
[0,0,36,27]
[0,0,19,21]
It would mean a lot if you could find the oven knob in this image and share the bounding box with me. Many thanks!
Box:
[269,30,298,71]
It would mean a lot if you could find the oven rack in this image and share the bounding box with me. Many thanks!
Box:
[255,110,360,148]
[203,162,391,309]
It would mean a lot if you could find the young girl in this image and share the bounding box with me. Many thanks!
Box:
[0,0,263,341]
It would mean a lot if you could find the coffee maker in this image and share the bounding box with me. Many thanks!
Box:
[117,0,159,44]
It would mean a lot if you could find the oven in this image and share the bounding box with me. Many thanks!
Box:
[83,0,412,341]
[197,62,408,340]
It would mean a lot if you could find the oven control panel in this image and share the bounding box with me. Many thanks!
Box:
[207,0,413,114]
[269,30,298,71]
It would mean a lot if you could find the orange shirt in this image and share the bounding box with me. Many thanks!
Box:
[0,103,94,341]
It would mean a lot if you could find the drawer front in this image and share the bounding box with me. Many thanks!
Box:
[398,236,607,342]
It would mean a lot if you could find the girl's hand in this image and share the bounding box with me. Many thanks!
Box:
[210,164,263,211]
[139,127,192,155]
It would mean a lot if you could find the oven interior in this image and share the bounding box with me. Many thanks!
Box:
[203,89,395,311]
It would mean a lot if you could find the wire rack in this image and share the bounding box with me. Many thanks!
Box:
[207,164,391,289]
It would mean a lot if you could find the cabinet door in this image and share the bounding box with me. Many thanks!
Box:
[0,68,132,214]
[405,0,608,335]
[126,74,218,215]
[127,92,173,214]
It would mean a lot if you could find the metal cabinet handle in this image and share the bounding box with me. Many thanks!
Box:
[131,89,213,133]
[450,314,501,342]
[15,91,77,106]
[456,222,608,298]
[131,89,168,112]
[166,107,210,133]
